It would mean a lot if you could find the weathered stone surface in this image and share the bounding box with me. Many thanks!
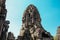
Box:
[0,0,53,40]
[7,32,15,40]
[56,26,60,40]
[0,0,10,40]
[18,4,53,40]
[1,20,10,40]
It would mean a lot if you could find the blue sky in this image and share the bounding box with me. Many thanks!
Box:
[6,0,60,37]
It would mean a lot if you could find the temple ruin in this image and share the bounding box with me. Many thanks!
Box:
[0,0,54,40]
[17,4,53,40]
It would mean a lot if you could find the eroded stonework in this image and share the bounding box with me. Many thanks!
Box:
[0,0,53,40]
[7,32,15,40]
[18,4,53,40]
[0,0,10,40]
[56,26,60,40]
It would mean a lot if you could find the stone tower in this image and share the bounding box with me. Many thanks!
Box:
[0,0,10,40]
[17,4,53,40]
